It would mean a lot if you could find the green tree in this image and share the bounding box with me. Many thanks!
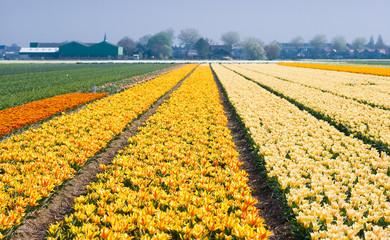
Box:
[331,36,348,52]
[147,32,173,59]
[243,39,266,60]
[375,35,385,49]
[310,34,327,50]
[367,35,375,48]
[351,37,366,50]
[221,31,241,48]
[195,38,210,59]
[264,41,281,60]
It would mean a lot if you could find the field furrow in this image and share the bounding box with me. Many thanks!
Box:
[212,64,390,239]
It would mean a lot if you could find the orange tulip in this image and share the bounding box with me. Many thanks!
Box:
[0,92,108,136]
[278,62,390,77]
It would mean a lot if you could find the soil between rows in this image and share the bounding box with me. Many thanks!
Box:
[212,66,293,240]
[11,67,196,240]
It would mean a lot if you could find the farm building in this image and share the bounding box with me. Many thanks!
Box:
[19,47,60,59]
[19,37,123,59]
[59,41,123,58]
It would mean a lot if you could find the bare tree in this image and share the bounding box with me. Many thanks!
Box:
[138,34,152,47]
[178,28,201,47]
[221,31,241,48]
[290,36,304,49]
[242,37,264,47]
[310,34,327,50]
[178,28,201,57]
[117,37,137,56]
[165,28,175,42]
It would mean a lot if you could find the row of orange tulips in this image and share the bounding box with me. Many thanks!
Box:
[0,92,107,136]
[0,64,197,237]
[47,66,272,240]
[278,62,390,77]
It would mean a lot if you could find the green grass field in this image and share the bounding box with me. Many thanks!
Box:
[0,63,118,76]
[0,63,176,110]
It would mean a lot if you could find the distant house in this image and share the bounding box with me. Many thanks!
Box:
[279,42,311,50]
[0,45,6,59]
[378,48,388,55]
[172,46,186,59]
[19,36,123,59]
[172,46,198,59]
[210,45,232,59]
[0,45,21,60]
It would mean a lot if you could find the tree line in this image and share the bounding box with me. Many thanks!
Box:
[283,34,388,59]
[117,29,389,60]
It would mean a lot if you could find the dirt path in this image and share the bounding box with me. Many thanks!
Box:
[11,67,197,240]
[211,65,293,240]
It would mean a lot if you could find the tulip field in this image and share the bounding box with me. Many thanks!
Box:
[212,63,390,239]
[0,92,108,136]
[0,63,175,110]
[277,62,390,77]
[224,64,390,153]
[0,64,196,238]
[1,62,390,239]
[247,63,390,109]
[46,66,271,240]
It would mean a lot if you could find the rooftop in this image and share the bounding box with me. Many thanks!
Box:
[19,48,59,53]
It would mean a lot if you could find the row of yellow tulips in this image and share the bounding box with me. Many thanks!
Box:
[236,63,390,110]
[222,64,390,153]
[0,64,197,237]
[212,64,390,239]
[47,66,272,240]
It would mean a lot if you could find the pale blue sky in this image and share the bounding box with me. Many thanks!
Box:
[1,0,389,47]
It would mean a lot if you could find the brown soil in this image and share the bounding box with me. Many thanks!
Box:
[10,67,196,240]
[212,67,294,240]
